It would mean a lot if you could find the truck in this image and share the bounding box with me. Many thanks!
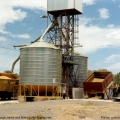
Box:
[83,72,113,99]
[0,72,19,100]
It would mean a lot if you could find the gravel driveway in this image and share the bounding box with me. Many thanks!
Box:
[0,99,120,120]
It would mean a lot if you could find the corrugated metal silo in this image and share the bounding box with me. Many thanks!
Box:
[69,51,87,87]
[19,41,62,99]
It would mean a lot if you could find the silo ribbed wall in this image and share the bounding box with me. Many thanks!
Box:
[69,55,87,87]
[74,56,87,86]
[20,47,62,86]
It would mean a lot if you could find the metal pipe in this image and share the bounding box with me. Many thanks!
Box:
[11,55,20,73]
[58,15,62,48]
[71,15,74,55]
[13,45,26,48]
[65,15,70,55]
[39,17,56,41]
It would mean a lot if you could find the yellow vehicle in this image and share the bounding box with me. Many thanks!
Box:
[0,72,19,100]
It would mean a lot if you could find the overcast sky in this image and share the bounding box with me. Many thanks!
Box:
[0,0,120,74]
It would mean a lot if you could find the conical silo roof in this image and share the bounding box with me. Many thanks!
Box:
[74,51,87,57]
[21,40,59,49]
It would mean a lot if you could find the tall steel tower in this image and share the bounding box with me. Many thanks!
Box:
[46,0,82,97]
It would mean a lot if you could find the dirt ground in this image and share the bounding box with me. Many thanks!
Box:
[0,99,120,120]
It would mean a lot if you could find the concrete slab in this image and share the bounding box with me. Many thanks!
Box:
[0,100,18,104]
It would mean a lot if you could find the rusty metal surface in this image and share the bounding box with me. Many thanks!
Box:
[83,72,113,93]
[0,73,19,92]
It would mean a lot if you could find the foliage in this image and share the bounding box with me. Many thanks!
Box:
[114,72,120,85]
[87,69,110,77]
[4,70,12,73]
[97,69,109,72]
[87,69,120,85]
[87,70,93,77]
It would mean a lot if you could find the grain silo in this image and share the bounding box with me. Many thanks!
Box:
[73,52,87,87]
[18,40,62,101]
[67,51,87,87]
[18,0,84,101]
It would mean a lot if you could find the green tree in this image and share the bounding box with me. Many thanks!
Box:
[87,70,93,77]
[97,69,109,72]
[87,69,110,77]
[4,70,12,73]
[114,72,120,85]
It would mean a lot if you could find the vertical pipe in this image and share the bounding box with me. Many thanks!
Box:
[66,66,69,98]
[52,86,54,96]
[38,85,39,96]
[65,14,70,55]
[45,86,47,97]
[60,86,62,97]
[58,51,61,95]
[72,15,74,55]
[19,85,21,96]
[24,85,25,96]
[74,15,76,45]
[52,16,57,45]
[58,15,62,49]
[30,85,32,96]
[11,55,20,73]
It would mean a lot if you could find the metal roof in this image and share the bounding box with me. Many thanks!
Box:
[21,41,59,49]
[74,51,87,57]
